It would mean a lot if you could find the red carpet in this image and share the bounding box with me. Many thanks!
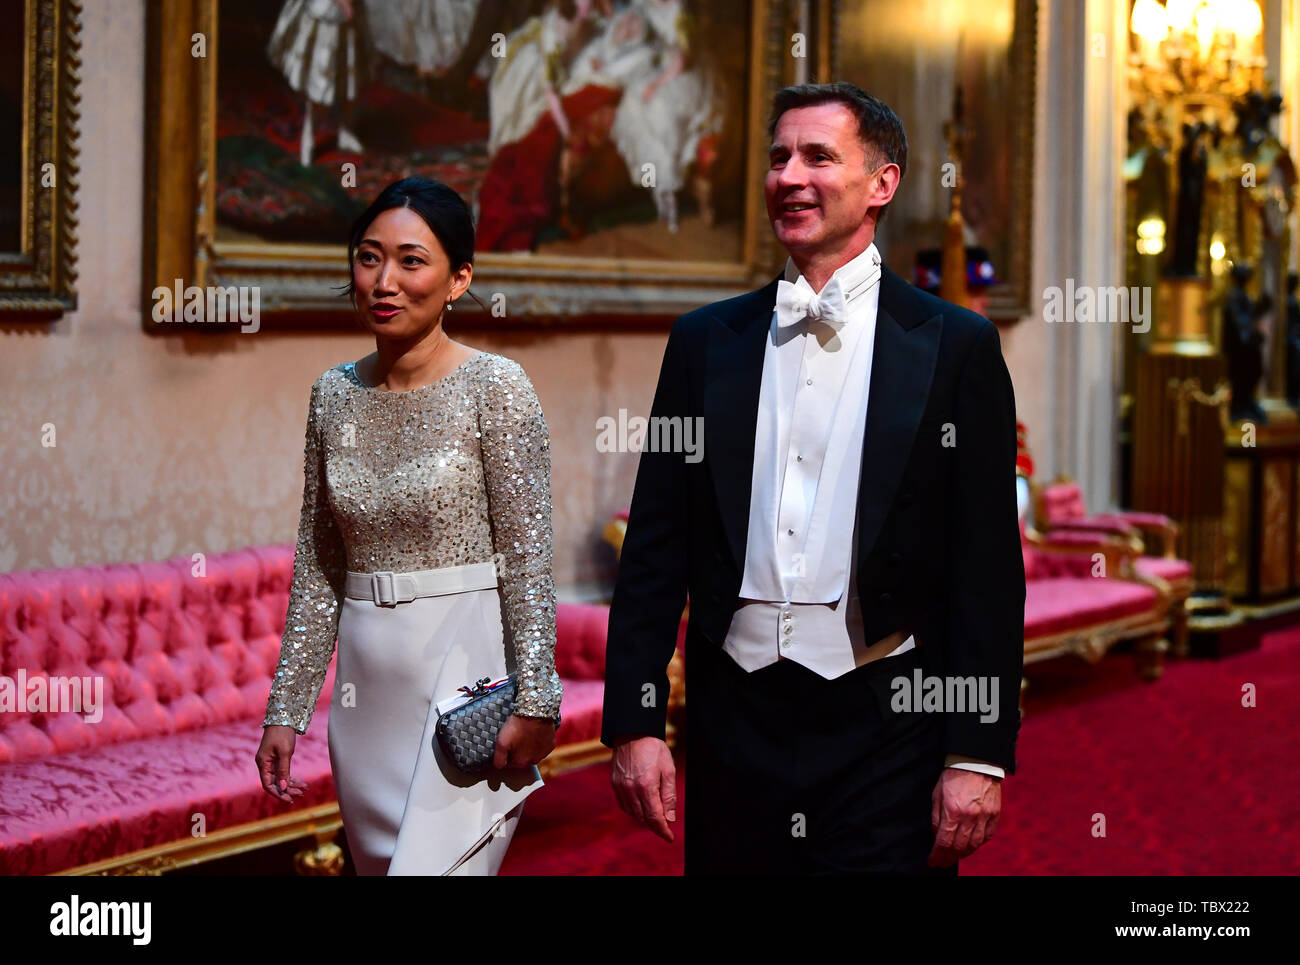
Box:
[499,752,684,876]
[501,625,1300,875]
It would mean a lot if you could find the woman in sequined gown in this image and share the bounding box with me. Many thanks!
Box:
[254,177,564,875]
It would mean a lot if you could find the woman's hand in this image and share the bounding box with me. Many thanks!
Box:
[256,725,309,803]
[493,714,557,770]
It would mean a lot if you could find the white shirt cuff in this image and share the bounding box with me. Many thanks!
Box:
[944,754,1006,779]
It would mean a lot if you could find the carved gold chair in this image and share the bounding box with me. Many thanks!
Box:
[1015,428,1173,706]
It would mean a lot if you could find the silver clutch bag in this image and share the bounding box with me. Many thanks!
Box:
[435,675,518,773]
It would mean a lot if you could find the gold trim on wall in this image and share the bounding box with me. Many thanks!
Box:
[992,0,1038,322]
[1260,459,1292,594]
[142,0,800,328]
[1223,458,1250,597]
[0,0,80,318]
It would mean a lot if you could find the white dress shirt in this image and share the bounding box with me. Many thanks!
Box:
[722,242,1004,779]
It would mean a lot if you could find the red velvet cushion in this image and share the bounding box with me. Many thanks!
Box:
[1136,556,1192,583]
[0,545,310,765]
[1040,482,1087,525]
[1049,517,1135,538]
[1026,544,1105,580]
[1024,578,1159,639]
[0,708,336,875]
[1037,528,1122,547]
[554,603,608,681]
[555,679,604,745]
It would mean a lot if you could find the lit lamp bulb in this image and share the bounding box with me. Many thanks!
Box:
[1234,0,1262,41]
[1195,3,1218,53]
[1137,217,1167,255]
[1131,0,1169,51]
[1165,0,1198,32]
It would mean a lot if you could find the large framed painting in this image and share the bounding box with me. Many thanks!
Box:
[835,0,1037,321]
[0,0,80,320]
[144,0,814,327]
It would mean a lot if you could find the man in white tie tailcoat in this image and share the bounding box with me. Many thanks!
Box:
[602,81,1025,875]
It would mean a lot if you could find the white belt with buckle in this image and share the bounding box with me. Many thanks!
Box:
[344,561,499,606]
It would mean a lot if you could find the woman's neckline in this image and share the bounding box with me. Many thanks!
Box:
[343,351,483,395]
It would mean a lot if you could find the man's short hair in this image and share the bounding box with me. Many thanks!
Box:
[767,81,908,225]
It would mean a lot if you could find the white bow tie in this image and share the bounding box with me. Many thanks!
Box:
[776,276,848,329]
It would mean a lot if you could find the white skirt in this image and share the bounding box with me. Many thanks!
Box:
[327,563,543,876]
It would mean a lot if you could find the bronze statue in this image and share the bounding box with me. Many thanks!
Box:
[1232,90,1284,156]
[1170,122,1209,277]
[1223,262,1268,423]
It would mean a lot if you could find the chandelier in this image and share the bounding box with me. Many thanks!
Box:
[1130,0,1265,102]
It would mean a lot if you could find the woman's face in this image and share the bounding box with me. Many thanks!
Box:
[352,206,471,337]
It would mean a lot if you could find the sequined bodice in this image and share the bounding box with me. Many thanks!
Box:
[325,357,496,574]
[264,351,563,733]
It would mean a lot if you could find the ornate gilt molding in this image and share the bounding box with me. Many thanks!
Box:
[987,0,1037,321]
[1024,609,1170,665]
[0,0,80,317]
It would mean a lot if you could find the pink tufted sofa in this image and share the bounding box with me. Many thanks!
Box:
[0,544,613,875]
[1035,479,1193,656]
[1020,521,1172,683]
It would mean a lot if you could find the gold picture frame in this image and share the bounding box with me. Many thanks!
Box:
[142,0,820,330]
[0,0,80,319]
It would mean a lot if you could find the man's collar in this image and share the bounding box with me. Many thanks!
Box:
[782,242,883,303]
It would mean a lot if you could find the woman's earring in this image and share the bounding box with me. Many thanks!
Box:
[446,299,453,311]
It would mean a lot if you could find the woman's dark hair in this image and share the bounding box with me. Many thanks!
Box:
[341,176,487,314]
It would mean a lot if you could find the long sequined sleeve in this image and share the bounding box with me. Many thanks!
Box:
[477,359,564,719]
[264,375,348,734]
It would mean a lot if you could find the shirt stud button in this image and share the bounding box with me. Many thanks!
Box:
[787,528,794,535]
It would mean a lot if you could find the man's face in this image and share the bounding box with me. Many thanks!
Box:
[764,102,898,257]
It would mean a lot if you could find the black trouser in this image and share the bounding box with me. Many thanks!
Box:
[684,640,957,876]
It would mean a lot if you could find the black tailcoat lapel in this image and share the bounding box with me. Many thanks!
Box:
[854,268,943,566]
[702,276,778,570]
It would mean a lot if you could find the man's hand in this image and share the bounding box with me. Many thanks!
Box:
[610,735,676,842]
[929,767,1001,867]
